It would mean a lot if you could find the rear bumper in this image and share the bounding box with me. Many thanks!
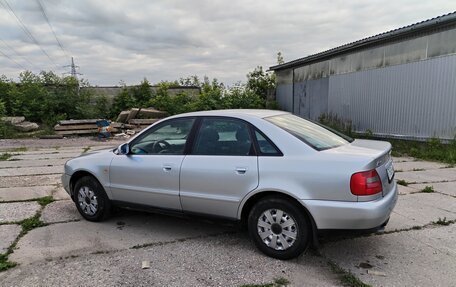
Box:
[302,182,398,230]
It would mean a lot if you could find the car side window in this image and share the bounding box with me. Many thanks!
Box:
[130,118,195,155]
[193,118,253,156]
[254,130,282,156]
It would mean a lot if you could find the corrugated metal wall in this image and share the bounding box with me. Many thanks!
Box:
[275,54,456,140]
[292,78,329,120]
[328,54,456,139]
[275,69,293,111]
[274,27,456,140]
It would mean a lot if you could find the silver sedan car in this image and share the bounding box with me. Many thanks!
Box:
[62,109,397,259]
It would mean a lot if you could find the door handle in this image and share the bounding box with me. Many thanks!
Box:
[236,167,247,174]
[163,165,172,172]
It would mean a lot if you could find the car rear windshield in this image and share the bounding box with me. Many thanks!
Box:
[266,114,350,151]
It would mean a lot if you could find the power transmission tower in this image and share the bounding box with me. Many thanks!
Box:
[63,57,83,95]
[63,57,82,79]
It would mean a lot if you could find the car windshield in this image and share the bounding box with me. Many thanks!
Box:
[266,114,349,151]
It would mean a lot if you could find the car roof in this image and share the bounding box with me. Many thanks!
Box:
[171,109,289,119]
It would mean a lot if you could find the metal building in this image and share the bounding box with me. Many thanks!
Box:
[270,12,456,140]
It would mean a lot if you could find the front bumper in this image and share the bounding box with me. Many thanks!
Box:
[302,182,398,230]
[61,173,71,197]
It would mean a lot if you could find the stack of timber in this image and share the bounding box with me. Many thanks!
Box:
[53,108,167,136]
[116,108,167,131]
[54,119,121,136]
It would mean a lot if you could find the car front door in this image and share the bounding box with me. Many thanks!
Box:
[109,117,195,210]
[179,117,259,218]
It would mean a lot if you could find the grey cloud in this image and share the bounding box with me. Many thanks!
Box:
[0,0,455,85]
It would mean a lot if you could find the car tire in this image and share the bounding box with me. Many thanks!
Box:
[248,196,310,260]
[74,175,111,222]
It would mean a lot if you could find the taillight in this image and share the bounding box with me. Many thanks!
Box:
[350,169,382,196]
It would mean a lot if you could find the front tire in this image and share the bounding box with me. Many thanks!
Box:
[74,176,111,222]
[248,196,310,260]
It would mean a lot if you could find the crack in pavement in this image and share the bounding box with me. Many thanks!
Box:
[30,230,240,264]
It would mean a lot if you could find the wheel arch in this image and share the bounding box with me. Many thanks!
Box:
[69,170,105,201]
[239,190,319,246]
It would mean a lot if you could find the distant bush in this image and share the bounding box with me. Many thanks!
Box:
[0,66,279,126]
[0,71,98,126]
[150,76,271,115]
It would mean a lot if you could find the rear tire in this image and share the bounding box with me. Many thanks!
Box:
[248,196,310,260]
[74,176,111,222]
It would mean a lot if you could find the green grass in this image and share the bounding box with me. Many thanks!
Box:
[389,138,456,164]
[396,179,408,186]
[11,147,27,152]
[412,168,425,171]
[433,217,453,226]
[273,278,290,286]
[0,210,49,272]
[328,261,371,287]
[240,278,290,287]
[0,152,12,161]
[36,196,55,207]
[82,146,91,153]
[20,215,46,232]
[421,186,434,193]
[0,254,17,272]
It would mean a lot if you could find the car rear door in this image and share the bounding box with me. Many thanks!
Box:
[179,117,259,219]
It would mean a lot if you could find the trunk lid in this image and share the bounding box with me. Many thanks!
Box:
[323,139,394,197]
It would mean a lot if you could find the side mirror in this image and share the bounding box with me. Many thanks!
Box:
[118,143,130,155]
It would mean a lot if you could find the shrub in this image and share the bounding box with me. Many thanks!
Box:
[318,112,353,137]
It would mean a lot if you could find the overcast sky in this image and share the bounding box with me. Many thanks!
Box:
[0,0,455,86]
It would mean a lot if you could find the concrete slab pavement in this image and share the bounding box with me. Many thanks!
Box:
[1,140,456,286]
[9,152,81,161]
[409,182,456,197]
[0,166,62,177]
[0,224,21,254]
[396,184,418,195]
[0,202,41,223]
[393,160,447,171]
[0,186,55,202]
[321,225,456,287]
[0,174,61,188]
[10,212,236,265]
[0,159,68,169]
[1,233,341,287]
[52,185,71,200]
[40,200,81,224]
[386,193,456,232]
[395,168,456,183]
